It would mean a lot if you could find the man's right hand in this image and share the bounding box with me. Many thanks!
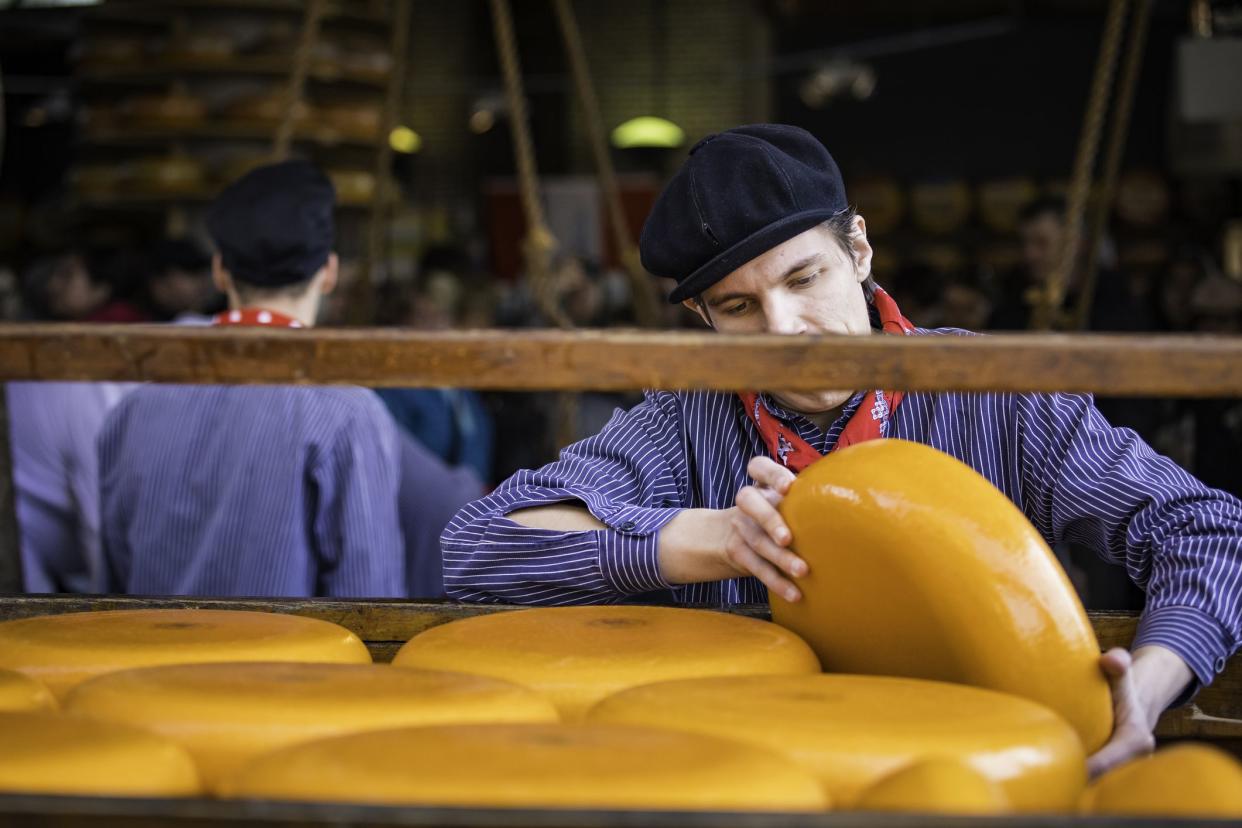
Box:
[657,457,809,600]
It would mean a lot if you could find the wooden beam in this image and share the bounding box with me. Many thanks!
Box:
[1,597,1237,743]
[0,325,1239,396]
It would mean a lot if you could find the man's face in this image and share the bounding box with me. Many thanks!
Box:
[1019,212,1067,283]
[688,220,873,416]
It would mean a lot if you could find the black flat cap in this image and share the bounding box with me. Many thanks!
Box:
[639,124,848,304]
[206,160,335,287]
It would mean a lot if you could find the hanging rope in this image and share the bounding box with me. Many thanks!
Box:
[489,0,572,329]
[351,0,413,326]
[272,0,326,160]
[1072,0,1152,331]
[551,0,662,329]
[1030,0,1129,330]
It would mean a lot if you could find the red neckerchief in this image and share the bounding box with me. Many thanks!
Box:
[739,286,915,471]
[212,308,305,328]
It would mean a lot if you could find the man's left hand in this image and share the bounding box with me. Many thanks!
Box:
[1087,645,1194,778]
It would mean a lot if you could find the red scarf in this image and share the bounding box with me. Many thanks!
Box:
[739,286,915,472]
[212,308,305,328]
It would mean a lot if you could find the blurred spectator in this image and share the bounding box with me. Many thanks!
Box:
[145,237,217,322]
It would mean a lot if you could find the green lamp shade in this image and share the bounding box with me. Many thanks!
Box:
[610,117,685,150]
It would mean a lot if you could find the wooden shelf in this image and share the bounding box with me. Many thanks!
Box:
[73,192,374,211]
[80,123,379,151]
[77,57,389,91]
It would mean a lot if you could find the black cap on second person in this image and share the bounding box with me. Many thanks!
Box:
[639,124,849,304]
[206,160,335,287]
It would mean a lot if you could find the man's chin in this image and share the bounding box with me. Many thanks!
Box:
[771,390,854,416]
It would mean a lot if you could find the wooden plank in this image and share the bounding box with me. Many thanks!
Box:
[0,325,1240,396]
[0,792,1234,828]
[1,597,1238,743]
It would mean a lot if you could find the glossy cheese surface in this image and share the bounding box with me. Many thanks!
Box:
[774,439,1112,751]
[854,758,1009,814]
[0,711,200,797]
[66,662,559,790]
[587,673,1086,811]
[0,609,370,701]
[1081,744,1242,817]
[0,667,55,712]
[221,722,829,812]
[392,605,820,720]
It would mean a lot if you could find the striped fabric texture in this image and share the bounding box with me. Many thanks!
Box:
[444,329,1242,690]
[100,385,405,597]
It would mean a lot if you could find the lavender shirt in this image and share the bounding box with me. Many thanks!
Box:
[444,329,1242,690]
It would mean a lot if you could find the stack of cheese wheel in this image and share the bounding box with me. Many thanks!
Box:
[0,609,370,701]
[854,758,1008,815]
[0,711,200,798]
[1081,744,1242,818]
[220,722,829,812]
[773,439,1114,754]
[65,662,559,791]
[392,605,821,720]
[0,668,55,712]
[588,673,1086,811]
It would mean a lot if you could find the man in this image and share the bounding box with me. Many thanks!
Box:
[7,381,134,592]
[99,161,404,597]
[443,125,1242,774]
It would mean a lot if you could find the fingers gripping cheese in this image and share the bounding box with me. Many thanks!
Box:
[773,439,1113,752]
[392,605,820,720]
[0,609,371,701]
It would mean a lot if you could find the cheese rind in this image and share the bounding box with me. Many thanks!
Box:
[0,711,201,797]
[1081,744,1242,817]
[854,757,1010,814]
[587,673,1087,811]
[220,722,830,812]
[66,661,559,790]
[774,439,1113,752]
[0,667,55,712]
[0,609,371,701]
[393,605,820,720]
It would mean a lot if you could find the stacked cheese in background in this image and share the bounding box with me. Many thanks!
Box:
[1,441,1239,817]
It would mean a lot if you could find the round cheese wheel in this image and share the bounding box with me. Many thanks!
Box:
[0,668,55,712]
[0,711,200,797]
[220,722,829,811]
[773,439,1113,752]
[0,609,370,701]
[854,757,1009,814]
[1081,744,1242,818]
[392,606,820,720]
[66,662,559,791]
[587,674,1086,811]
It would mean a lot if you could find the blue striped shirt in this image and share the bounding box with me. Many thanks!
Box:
[443,329,1242,690]
[100,385,405,597]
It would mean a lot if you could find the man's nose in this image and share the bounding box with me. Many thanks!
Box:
[765,298,808,335]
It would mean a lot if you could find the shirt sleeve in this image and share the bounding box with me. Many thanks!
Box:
[312,395,406,598]
[1015,392,1242,690]
[441,391,689,605]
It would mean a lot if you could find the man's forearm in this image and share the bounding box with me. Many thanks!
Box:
[1131,644,1195,723]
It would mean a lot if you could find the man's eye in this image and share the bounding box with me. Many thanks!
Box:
[790,272,818,288]
[724,302,750,316]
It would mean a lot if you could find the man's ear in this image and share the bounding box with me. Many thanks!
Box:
[682,297,713,329]
[850,214,875,283]
[211,254,231,295]
[319,253,339,295]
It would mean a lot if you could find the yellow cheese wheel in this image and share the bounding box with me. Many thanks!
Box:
[0,711,200,797]
[0,667,55,712]
[854,758,1009,814]
[221,722,829,811]
[66,662,559,791]
[774,439,1113,752]
[1081,744,1242,818]
[587,674,1086,811]
[0,610,370,701]
[392,606,820,720]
